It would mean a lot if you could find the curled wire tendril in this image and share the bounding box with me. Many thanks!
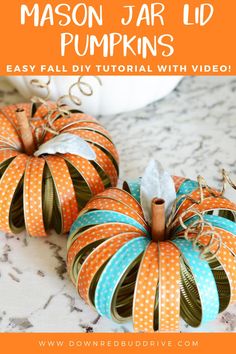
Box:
[30,76,102,143]
[166,171,236,260]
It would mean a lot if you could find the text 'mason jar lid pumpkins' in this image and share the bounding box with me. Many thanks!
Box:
[67,160,236,332]
[0,101,119,237]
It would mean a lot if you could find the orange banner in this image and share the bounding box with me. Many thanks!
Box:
[0,0,235,75]
[0,332,236,354]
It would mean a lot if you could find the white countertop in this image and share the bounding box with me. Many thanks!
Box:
[0,76,236,333]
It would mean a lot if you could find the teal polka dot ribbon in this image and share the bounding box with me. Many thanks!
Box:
[176,179,199,208]
[123,179,141,203]
[70,210,148,236]
[95,237,150,319]
[177,179,199,197]
[172,238,220,324]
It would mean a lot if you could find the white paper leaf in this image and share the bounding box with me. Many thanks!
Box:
[140,160,176,225]
[34,133,96,160]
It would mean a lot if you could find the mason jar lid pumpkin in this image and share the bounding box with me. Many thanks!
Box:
[67,160,236,332]
[0,98,119,237]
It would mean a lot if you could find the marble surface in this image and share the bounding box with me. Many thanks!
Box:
[0,76,236,333]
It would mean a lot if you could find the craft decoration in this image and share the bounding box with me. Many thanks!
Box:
[0,87,119,237]
[67,160,236,332]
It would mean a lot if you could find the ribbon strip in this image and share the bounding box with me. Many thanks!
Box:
[83,197,147,228]
[77,233,142,305]
[0,154,28,233]
[172,238,220,325]
[94,237,150,320]
[24,157,47,236]
[45,155,79,234]
[67,223,143,284]
[133,242,159,332]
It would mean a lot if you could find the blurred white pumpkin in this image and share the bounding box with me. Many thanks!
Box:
[6,76,182,116]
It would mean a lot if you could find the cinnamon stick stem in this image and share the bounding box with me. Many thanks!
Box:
[16,109,35,155]
[151,198,166,242]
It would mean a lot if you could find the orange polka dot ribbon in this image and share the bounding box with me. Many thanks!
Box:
[67,223,144,285]
[176,196,236,222]
[43,113,119,187]
[172,176,187,192]
[45,155,79,234]
[158,242,181,332]
[0,112,22,150]
[83,196,147,229]
[68,130,119,166]
[96,188,143,214]
[133,241,181,333]
[77,232,142,306]
[92,145,118,187]
[24,157,47,237]
[0,103,33,129]
[133,242,159,332]
[0,150,20,165]
[68,175,236,332]
[0,101,119,237]
[0,154,29,233]
[63,153,104,196]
